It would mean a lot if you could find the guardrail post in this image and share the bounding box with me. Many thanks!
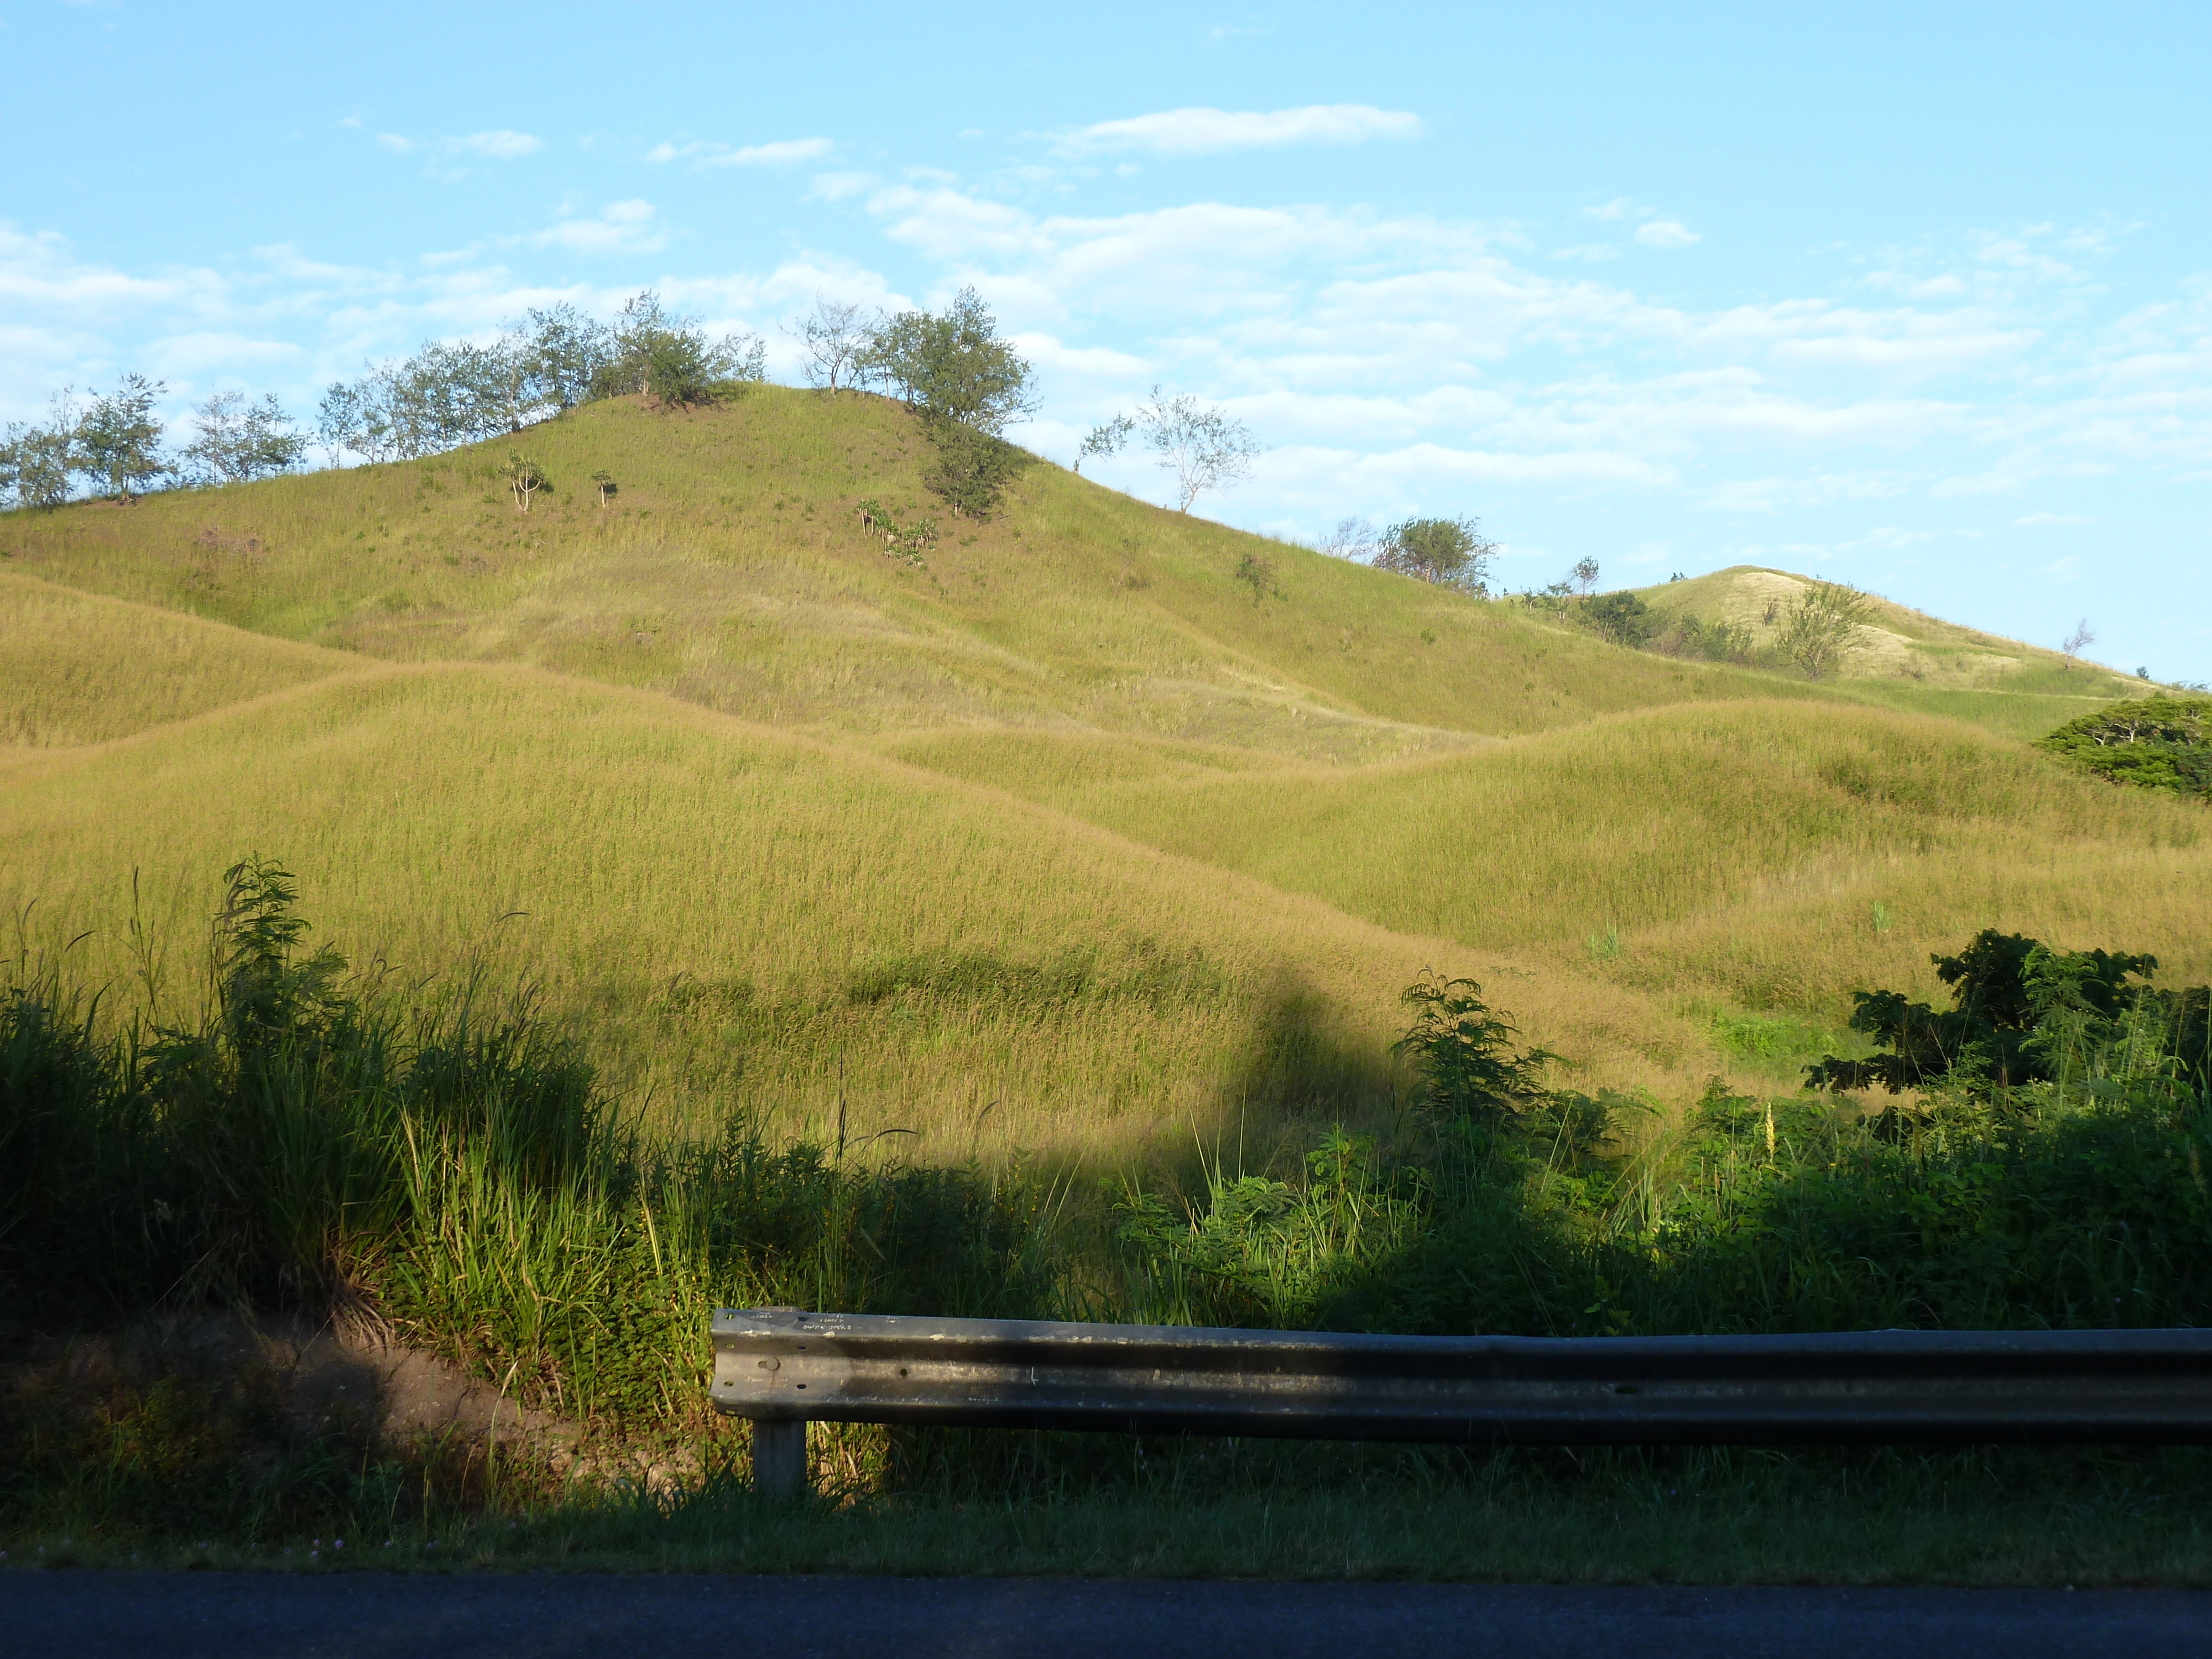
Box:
[752,1418,807,1498]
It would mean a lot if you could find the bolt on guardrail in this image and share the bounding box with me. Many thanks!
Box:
[711,1308,2212,1496]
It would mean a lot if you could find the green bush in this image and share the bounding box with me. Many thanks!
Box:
[2038,695,2212,801]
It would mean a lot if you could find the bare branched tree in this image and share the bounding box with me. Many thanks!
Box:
[1318,515,1379,560]
[1133,386,1261,513]
[1076,414,1133,474]
[2062,618,2096,666]
[793,294,872,396]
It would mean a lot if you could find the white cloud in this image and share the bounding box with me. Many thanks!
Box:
[1060,104,1421,156]
[648,137,834,168]
[455,129,541,159]
[526,200,665,256]
[375,133,413,154]
[1635,220,1699,249]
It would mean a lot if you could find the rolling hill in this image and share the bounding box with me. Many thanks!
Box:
[1,387,2196,1159]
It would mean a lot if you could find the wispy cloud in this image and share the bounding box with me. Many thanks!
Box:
[455,129,541,159]
[371,129,542,170]
[646,137,834,168]
[1059,105,1421,157]
[1635,220,1699,248]
[525,200,665,255]
[2016,510,2095,526]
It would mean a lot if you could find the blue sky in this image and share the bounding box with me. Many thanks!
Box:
[4,2,2209,677]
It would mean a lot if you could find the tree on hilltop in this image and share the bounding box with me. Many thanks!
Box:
[860,288,1037,517]
[75,374,170,500]
[185,392,307,484]
[860,287,1039,435]
[598,290,766,409]
[1374,515,1495,593]
[792,294,870,396]
[0,392,79,510]
[1133,387,1260,513]
[1778,580,1875,680]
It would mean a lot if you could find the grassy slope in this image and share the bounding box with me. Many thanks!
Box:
[0,567,357,745]
[1629,565,2142,740]
[0,645,1714,1159]
[1,391,1818,759]
[886,702,2211,1015]
[1,388,2197,1120]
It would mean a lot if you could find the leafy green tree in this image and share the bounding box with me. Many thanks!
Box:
[520,302,614,414]
[2037,695,2212,801]
[1394,972,1557,1126]
[1572,556,1599,595]
[1777,580,1874,679]
[0,404,77,510]
[1580,591,1653,646]
[1374,515,1495,591]
[860,287,1038,435]
[183,391,307,484]
[1132,386,1260,513]
[920,420,1026,518]
[596,291,766,409]
[1804,928,2188,1095]
[74,374,169,499]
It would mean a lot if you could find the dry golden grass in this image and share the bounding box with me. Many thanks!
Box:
[0,569,354,745]
[883,698,2211,1022]
[1,391,1832,759]
[1,389,2195,1159]
[0,657,1719,1162]
[1631,565,2143,703]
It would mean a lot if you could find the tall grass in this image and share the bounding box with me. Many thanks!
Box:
[8,874,2212,1571]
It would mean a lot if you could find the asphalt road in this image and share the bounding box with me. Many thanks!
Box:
[3,1572,2209,1658]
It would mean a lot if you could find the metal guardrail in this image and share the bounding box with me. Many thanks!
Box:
[711,1308,2212,1494]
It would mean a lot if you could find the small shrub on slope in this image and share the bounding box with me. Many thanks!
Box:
[2038,695,2212,802]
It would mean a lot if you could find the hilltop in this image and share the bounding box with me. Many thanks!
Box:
[2,387,2202,1157]
[1626,565,2143,740]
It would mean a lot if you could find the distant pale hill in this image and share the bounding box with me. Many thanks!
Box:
[1627,565,2143,740]
[2,389,2203,1156]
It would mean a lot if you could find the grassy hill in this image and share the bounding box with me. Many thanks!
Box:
[1627,565,2144,740]
[2,387,2198,1154]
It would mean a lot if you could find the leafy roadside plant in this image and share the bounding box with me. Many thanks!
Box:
[1394,972,1557,1126]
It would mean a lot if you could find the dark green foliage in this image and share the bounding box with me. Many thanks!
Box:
[1580,591,1653,646]
[596,290,766,410]
[1372,516,1494,591]
[2037,695,2212,801]
[1232,550,1280,605]
[0,414,76,510]
[859,287,1037,437]
[919,419,1026,518]
[181,392,307,484]
[1657,609,1757,664]
[1393,973,1557,1126]
[75,375,170,500]
[1803,927,2196,1095]
[862,288,1037,519]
